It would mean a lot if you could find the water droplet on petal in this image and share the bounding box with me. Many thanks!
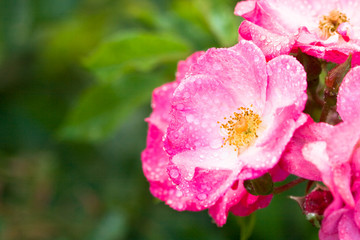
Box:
[210,138,222,149]
[197,193,207,201]
[176,190,183,197]
[169,169,180,179]
[177,104,184,110]
[186,114,194,123]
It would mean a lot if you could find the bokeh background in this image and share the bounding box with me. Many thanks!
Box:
[0,0,319,239]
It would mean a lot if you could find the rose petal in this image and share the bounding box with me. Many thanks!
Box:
[239,21,296,60]
[338,66,360,123]
[338,212,360,240]
[280,118,331,181]
[176,51,205,82]
[265,54,307,112]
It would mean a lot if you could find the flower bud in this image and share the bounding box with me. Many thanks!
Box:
[290,188,333,228]
[243,173,274,196]
[303,189,333,215]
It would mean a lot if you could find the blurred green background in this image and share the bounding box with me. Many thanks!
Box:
[0,0,319,239]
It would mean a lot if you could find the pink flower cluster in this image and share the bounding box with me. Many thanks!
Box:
[142,0,360,239]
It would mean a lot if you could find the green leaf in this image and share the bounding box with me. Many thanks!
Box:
[59,72,166,142]
[195,0,240,47]
[164,0,218,49]
[84,31,191,82]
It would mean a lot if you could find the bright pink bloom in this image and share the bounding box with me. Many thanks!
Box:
[281,66,360,239]
[142,46,287,226]
[151,40,307,225]
[235,0,360,64]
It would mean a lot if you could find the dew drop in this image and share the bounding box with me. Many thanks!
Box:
[210,138,222,149]
[186,114,195,123]
[197,193,207,201]
[169,169,180,179]
[177,104,184,110]
[213,63,222,71]
[176,190,183,197]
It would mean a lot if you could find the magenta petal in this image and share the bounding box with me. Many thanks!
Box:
[209,179,273,226]
[167,145,241,210]
[267,164,289,182]
[338,66,360,123]
[333,163,355,207]
[208,181,247,226]
[164,75,236,156]
[239,21,296,60]
[280,118,330,181]
[296,27,360,64]
[325,123,360,167]
[188,41,268,109]
[143,81,177,183]
[338,212,360,240]
[142,124,168,182]
[142,124,192,210]
[167,160,238,211]
[147,81,178,130]
[142,81,196,210]
[230,191,272,217]
[234,1,256,17]
[266,55,307,111]
[355,199,360,228]
[176,51,205,82]
[321,208,349,236]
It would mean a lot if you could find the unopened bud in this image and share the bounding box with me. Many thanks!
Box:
[244,173,274,196]
[290,188,333,228]
[303,189,333,215]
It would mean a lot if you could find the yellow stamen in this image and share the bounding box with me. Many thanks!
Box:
[220,107,261,151]
[319,10,349,39]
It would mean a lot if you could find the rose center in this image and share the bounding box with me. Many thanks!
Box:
[219,107,261,151]
[319,10,349,39]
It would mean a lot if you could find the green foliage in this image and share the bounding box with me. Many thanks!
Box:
[84,32,191,82]
[60,72,167,141]
[194,0,239,47]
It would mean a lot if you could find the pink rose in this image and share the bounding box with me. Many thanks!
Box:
[143,40,307,226]
[281,66,360,239]
[235,0,360,64]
